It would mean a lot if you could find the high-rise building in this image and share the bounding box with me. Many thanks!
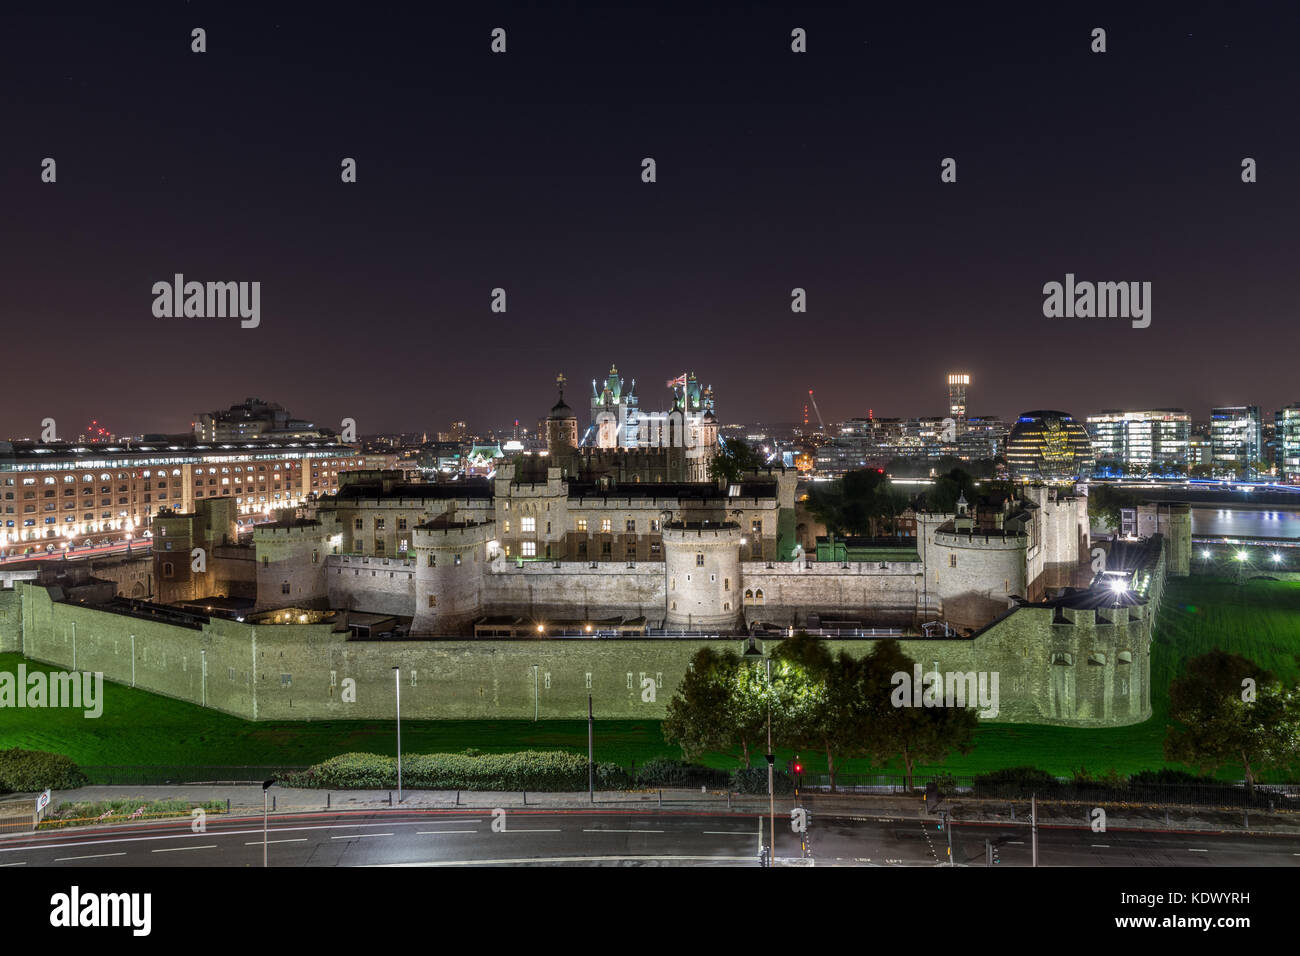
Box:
[1085,409,1190,475]
[1210,406,1263,479]
[1277,404,1300,483]
[947,373,970,424]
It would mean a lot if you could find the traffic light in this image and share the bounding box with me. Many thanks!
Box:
[792,757,804,776]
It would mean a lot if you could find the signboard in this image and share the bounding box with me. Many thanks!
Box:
[36,789,51,813]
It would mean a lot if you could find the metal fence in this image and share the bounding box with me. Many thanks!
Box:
[79,765,309,786]
[805,773,1300,808]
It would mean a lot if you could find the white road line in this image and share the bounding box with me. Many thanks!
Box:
[0,861,28,866]
[500,829,562,833]
[377,855,754,866]
[331,833,393,840]
[417,830,477,835]
[1091,844,1110,848]
[153,845,218,853]
[583,829,664,834]
[54,852,126,862]
[0,820,414,855]
[245,839,308,845]
[1189,848,1208,853]
[703,831,753,835]
[1008,841,1025,845]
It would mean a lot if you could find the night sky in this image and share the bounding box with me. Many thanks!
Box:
[2,2,1297,439]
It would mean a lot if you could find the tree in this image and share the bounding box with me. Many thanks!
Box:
[924,468,976,514]
[771,634,872,791]
[708,439,764,485]
[805,468,912,537]
[663,649,757,766]
[1086,483,1140,531]
[1164,650,1300,792]
[859,640,978,790]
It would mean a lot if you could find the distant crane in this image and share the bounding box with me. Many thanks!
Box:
[807,389,825,431]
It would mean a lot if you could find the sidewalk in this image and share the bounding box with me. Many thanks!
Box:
[25,784,1300,837]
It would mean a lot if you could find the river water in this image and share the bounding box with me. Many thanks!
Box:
[1191,506,1300,539]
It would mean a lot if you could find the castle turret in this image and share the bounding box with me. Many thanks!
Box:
[254,518,335,610]
[411,516,492,634]
[547,373,579,453]
[663,520,743,631]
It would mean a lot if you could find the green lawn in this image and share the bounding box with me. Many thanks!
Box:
[3,574,1298,780]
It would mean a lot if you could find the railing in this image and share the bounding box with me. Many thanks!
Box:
[79,765,309,786]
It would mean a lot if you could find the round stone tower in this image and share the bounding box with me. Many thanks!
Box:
[662,520,743,631]
[411,516,492,635]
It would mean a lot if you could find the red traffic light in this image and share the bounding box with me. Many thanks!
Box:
[793,762,803,775]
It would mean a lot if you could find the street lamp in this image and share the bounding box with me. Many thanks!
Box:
[393,666,402,804]
[742,638,774,866]
[261,778,275,867]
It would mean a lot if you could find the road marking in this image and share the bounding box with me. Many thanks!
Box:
[1008,841,1025,845]
[0,861,27,867]
[417,830,477,835]
[331,833,393,840]
[245,839,307,845]
[378,855,754,866]
[0,820,417,855]
[1091,844,1110,848]
[1189,848,1208,853]
[153,844,218,853]
[583,828,664,834]
[500,828,562,833]
[703,831,753,835]
[54,852,126,861]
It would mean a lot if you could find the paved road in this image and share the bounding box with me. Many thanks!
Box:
[2,808,1298,867]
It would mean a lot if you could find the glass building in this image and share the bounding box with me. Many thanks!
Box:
[1085,409,1190,476]
[1006,411,1094,483]
[1210,406,1263,479]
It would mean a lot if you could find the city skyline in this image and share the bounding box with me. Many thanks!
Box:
[3,5,1299,436]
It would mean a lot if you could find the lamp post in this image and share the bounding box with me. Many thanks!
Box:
[261,778,275,867]
[742,637,773,865]
[393,666,402,804]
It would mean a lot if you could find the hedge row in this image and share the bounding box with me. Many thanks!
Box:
[0,748,88,794]
[282,752,777,792]
[281,751,632,791]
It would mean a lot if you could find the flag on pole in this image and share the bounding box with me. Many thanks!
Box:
[665,374,687,388]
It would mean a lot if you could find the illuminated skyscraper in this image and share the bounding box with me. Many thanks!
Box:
[947,373,970,424]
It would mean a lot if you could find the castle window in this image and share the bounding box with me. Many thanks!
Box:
[428,595,437,607]
[670,601,677,611]
[262,556,269,567]
[626,519,636,533]
[949,554,957,568]
[354,518,363,530]
[752,520,762,536]
[313,550,319,564]
[744,588,753,600]
[397,517,407,530]
[504,520,510,534]
[522,542,536,557]
[428,554,436,567]
[577,518,587,532]
[755,588,764,604]
[454,553,462,566]
[522,517,536,533]
[696,553,704,566]
[650,519,660,532]
[650,542,661,556]
[724,578,730,590]
[162,562,174,578]
[723,602,730,611]
[281,581,290,594]
[600,518,611,533]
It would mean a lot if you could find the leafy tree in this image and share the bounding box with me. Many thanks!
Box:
[1189,462,1214,479]
[805,468,912,537]
[858,640,979,790]
[771,634,872,791]
[708,439,764,485]
[663,649,755,766]
[1086,483,1140,531]
[1164,650,1300,792]
[924,468,976,514]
